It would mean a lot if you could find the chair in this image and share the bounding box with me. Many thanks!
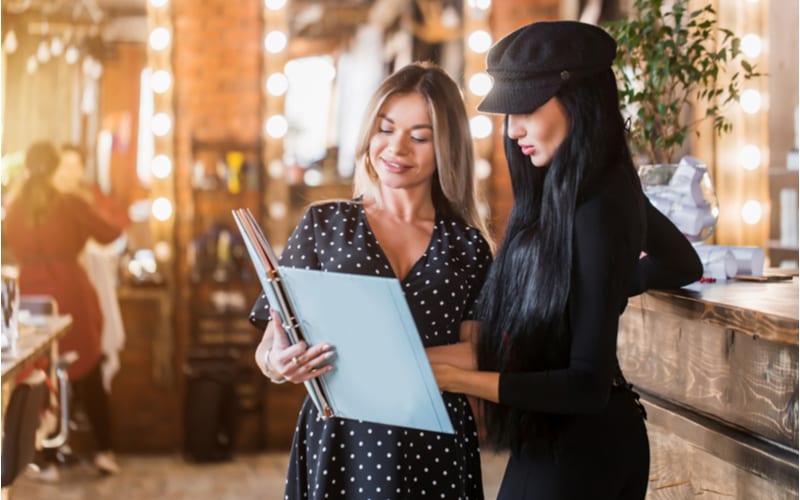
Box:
[16,295,76,453]
[1,369,48,487]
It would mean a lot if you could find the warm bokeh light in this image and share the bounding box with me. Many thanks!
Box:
[150,70,172,93]
[149,28,171,51]
[149,0,169,7]
[152,197,173,221]
[264,30,288,54]
[268,159,285,179]
[468,30,492,53]
[265,0,287,10]
[265,115,288,138]
[740,144,762,170]
[269,201,288,219]
[469,115,493,139]
[475,158,492,180]
[151,113,172,136]
[741,200,763,224]
[740,89,762,114]
[151,154,172,178]
[468,72,492,97]
[266,72,289,96]
[741,34,762,59]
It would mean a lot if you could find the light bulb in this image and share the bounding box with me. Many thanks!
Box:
[740,89,762,114]
[152,197,173,221]
[3,30,18,54]
[266,72,288,96]
[264,31,287,54]
[265,0,286,10]
[265,115,288,138]
[468,72,492,96]
[740,145,762,170]
[468,30,492,53]
[470,115,493,139]
[149,27,171,51]
[741,34,762,59]
[475,158,492,180]
[50,37,64,56]
[151,113,172,136]
[150,70,172,93]
[151,154,172,178]
[65,46,80,64]
[269,201,287,219]
[741,200,762,224]
[37,40,51,62]
[268,159,285,179]
[150,0,169,7]
[26,56,38,74]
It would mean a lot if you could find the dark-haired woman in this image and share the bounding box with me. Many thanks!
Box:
[5,140,124,478]
[431,21,702,499]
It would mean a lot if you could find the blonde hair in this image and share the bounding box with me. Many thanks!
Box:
[352,61,493,250]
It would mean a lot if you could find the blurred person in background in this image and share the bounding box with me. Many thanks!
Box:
[4,140,124,480]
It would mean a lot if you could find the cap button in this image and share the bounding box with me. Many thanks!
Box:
[560,70,570,81]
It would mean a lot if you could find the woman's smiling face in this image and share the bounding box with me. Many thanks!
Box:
[506,96,570,168]
[369,92,436,192]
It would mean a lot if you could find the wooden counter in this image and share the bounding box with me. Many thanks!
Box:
[1,315,72,384]
[619,277,798,499]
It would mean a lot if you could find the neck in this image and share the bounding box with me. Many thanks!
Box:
[370,185,435,222]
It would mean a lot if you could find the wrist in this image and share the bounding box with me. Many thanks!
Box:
[264,348,286,384]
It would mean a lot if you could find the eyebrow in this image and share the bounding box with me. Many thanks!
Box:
[378,114,433,131]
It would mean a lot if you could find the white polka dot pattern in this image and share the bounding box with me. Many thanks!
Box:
[250,201,492,499]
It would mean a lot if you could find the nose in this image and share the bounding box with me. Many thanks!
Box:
[506,115,524,140]
[388,132,409,154]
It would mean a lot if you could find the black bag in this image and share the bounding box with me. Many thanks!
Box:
[183,349,240,462]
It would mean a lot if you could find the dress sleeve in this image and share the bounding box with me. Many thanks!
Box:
[497,197,629,414]
[69,195,123,244]
[629,197,703,296]
[249,207,322,329]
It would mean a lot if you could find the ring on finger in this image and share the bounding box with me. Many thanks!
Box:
[292,356,300,366]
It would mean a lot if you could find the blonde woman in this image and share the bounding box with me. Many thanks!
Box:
[251,62,493,499]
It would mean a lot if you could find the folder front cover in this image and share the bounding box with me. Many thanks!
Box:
[279,267,455,434]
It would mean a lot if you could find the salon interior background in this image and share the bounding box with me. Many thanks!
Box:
[0,0,797,452]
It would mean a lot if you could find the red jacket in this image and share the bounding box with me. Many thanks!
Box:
[5,194,122,379]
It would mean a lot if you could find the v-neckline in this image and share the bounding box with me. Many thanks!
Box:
[359,204,438,283]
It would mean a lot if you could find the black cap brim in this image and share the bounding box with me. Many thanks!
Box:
[477,79,562,115]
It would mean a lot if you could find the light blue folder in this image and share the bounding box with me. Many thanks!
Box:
[278,267,455,434]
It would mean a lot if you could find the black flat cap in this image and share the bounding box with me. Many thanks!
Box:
[477,21,617,115]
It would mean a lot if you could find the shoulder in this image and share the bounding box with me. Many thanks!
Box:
[439,217,493,262]
[576,169,640,230]
[303,200,362,221]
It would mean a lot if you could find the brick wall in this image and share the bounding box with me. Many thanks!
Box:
[172,0,266,451]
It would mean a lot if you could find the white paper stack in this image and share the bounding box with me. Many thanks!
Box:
[694,245,765,279]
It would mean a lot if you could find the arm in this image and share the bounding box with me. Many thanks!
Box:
[446,198,627,414]
[426,320,479,370]
[69,194,122,244]
[254,309,333,383]
[250,207,330,383]
[629,197,703,295]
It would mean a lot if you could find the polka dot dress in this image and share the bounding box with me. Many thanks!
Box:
[250,201,492,500]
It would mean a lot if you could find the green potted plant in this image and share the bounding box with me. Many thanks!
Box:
[604,0,761,243]
[605,0,760,165]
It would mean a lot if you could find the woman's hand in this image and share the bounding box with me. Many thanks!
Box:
[430,363,462,393]
[259,309,335,384]
[430,362,501,403]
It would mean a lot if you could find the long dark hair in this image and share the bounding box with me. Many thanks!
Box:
[476,69,643,452]
[14,141,61,226]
